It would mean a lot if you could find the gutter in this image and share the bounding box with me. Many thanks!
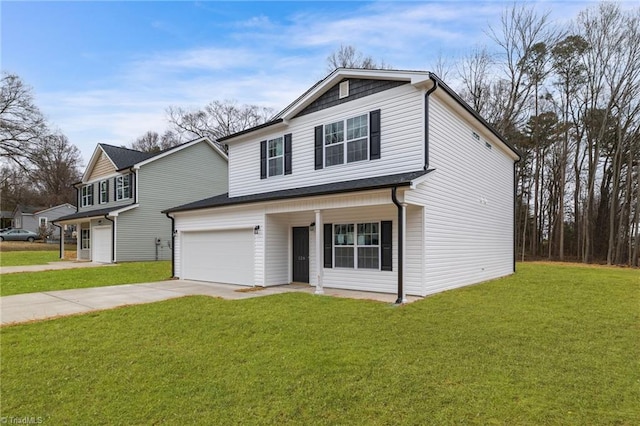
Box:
[424,76,439,170]
[391,187,404,304]
[103,214,115,263]
[165,212,175,278]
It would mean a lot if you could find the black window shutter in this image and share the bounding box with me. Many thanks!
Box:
[105,180,109,202]
[370,109,381,160]
[381,220,392,271]
[260,140,267,179]
[284,133,292,175]
[314,125,323,170]
[129,174,134,200]
[90,184,95,205]
[323,223,332,268]
[114,177,118,199]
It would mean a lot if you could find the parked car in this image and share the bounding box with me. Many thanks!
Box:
[0,229,41,242]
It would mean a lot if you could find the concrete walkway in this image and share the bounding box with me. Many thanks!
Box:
[1,280,420,326]
[0,261,116,275]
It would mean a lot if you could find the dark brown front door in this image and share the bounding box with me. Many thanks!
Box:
[292,227,309,283]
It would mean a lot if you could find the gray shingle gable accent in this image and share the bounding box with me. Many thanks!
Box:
[164,169,432,214]
[294,78,408,118]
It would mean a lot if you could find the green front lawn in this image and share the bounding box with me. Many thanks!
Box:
[0,250,61,267]
[1,263,638,424]
[0,261,171,296]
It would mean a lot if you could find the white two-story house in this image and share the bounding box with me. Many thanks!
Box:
[55,138,227,263]
[164,69,520,301]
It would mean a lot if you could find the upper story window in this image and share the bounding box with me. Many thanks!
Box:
[115,174,131,201]
[315,110,379,170]
[99,180,109,204]
[268,137,284,177]
[324,114,368,167]
[260,134,292,179]
[81,184,94,207]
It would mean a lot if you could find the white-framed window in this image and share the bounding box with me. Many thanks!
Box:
[324,114,368,167]
[115,174,131,200]
[267,137,284,177]
[39,217,47,227]
[99,180,109,204]
[81,185,93,207]
[334,222,380,269]
[81,228,90,249]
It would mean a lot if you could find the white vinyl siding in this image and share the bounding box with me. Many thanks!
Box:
[405,94,515,296]
[228,84,423,197]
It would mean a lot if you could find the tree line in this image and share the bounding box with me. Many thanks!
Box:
[443,2,639,266]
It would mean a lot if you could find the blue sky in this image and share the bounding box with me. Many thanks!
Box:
[2,1,601,164]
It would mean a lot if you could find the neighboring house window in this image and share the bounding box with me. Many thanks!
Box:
[15,217,22,228]
[99,180,109,204]
[81,228,90,249]
[81,185,94,207]
[39,217,47,227]
[268,137,284,177]
[115,174,131,200]
[324,114,368,167]
[333,222,380,269]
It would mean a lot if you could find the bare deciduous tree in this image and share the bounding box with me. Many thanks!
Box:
[0,73,48,169]
[167,100,276,151]
[326,44,391,72]
[130,130,180,153]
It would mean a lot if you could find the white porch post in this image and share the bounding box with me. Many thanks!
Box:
[314,209,324,295]
[401,203,407,303]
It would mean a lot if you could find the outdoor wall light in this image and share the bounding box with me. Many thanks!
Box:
[309,222,316,231]
[254,225,260,235]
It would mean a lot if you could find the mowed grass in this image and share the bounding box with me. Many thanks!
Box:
[1,263,638,424]
[0,261,171,296]
[1,250,62,267]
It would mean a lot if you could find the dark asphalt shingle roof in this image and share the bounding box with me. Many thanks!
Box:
[99,144,156,170]
[54,204,136,222]
[164,169,432,214]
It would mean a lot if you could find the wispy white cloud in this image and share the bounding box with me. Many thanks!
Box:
[33,1,600,163]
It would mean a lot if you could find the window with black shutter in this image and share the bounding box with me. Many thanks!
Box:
[323,223,332,268]
[381,220,392,271]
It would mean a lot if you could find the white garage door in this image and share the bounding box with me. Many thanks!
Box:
[182,229,254,285]
[92,226,112,263]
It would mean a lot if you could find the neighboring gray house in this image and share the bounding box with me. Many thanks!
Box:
[0,210,13,229]
[55,137,228,263]
[12,204,75,235]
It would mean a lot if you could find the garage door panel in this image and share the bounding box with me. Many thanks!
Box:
[182,230,254,285]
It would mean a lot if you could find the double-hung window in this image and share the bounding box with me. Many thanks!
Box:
[267,137,284,177]
[333,222,380,269]
[115,175,131,200]
[324,114,368,167]
[81,185,93,207]
[99,180,109,204]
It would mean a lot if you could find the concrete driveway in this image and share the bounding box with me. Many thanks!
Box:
[1,280,419,326]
